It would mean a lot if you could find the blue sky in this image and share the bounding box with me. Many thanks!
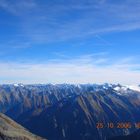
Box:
[0,0,140,84]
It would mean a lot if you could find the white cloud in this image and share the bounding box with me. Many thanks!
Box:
[1,0,140,43]
[0,0,36,15]
[0,56,140,85]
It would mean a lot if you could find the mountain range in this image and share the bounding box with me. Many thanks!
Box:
[0,84,140,140]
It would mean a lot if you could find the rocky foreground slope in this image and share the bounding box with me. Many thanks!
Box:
[0,113,46,140]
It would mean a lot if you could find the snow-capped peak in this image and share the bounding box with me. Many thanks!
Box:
[114,86,121,91]
[102,83,113,89]
[113,84,140,92]
[126,85,140,92]
[13,83,24,87]
[113,85,128,91]
[14,84,19,87]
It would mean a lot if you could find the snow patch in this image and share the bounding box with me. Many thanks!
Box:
[114,86,128,91]
[114,86,121,91]
[127,85,140,92]
[13,83,24,87]
[14,84,19,87]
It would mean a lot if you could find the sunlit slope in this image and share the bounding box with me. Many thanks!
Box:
[0,113,46,140]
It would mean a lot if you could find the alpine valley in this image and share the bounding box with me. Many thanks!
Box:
[0,84,140,140]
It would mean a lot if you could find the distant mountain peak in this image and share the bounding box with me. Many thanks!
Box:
[127,85,140,92]
[14,83,24,87]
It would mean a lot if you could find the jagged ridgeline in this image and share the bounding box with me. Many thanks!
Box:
[0,84,140,140]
